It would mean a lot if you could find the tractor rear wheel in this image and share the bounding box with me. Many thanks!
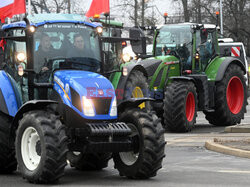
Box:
[15,110,68,184]
[113,108,165,179]
[204,64,247,126]
[67,152,111,171]
[0,112,17,174]
[124,70,150,110]
[163,81,197,132]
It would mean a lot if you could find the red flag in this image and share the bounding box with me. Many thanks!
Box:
[0,39,6,51]
[0,0,26,23]
[85,0,110,17]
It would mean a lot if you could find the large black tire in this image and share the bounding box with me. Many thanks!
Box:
[0,112,17,173]
[124,70,150,110]
[15,110,68,184]
[163,81,197,132]
[67,152,111,171]
[204,64,247,126]
[113,108,165,179]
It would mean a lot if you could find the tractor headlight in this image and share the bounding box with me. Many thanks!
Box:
[16,52,26,62]
[110,97,117,117]
[96,26,103,34]
[29,26,36,33]
[122,53,132,63]
[82,96,95,116]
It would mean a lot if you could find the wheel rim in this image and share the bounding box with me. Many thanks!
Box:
[186,92,195,122]
[119,123,140,166]
[226,76,244,114]
[21,127,41,171]
[132,86,145,109]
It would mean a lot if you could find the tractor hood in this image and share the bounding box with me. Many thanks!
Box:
[53,70,116,120]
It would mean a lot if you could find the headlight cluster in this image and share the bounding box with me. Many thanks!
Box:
[110,96,117,116]
[82,96,117,117]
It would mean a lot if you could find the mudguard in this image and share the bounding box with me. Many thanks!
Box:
[215,57,246,81]
[12,100,57,126]
[10,100,57,143]
[0,71,21,116]
[116,62,148,104]
[206,57,246,82]
[117,97,154,112]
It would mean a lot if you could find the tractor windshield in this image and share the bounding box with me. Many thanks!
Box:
[156,25,192,64]
[33,23,101,73]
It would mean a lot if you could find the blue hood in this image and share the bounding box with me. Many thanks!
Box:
[53,70,116,120]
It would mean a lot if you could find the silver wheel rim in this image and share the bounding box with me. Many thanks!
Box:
[21,127,41,171]
[73,152,81,156]
[119,151,139,166]
[119,123,139,166]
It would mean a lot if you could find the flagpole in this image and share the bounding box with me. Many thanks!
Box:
[28,0,31,15]
[219,0,223,35]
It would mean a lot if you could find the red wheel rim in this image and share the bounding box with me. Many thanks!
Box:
[226,76,244,114]
[186,92,195,122]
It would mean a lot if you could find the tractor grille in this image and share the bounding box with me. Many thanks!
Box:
[91,97,112,115]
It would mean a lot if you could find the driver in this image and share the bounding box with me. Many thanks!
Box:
[199,29,213,66]
[67,34,93,58]
[34,33,56,99]
[35,33,55,73]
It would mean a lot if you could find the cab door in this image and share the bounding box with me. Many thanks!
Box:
[3,29,27,103]
[194,28,219,71]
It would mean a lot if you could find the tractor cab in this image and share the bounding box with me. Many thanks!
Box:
[153,23,219,73]
[155,24,192,67]
[1,14,103,104]
[191,24,219,72]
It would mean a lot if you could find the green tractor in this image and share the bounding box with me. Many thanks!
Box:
[101,22,248,132]
[136,23,248,132]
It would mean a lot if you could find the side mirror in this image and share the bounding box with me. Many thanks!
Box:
[129,28,146,55]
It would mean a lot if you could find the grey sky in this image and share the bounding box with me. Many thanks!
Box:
[80,0,181,25]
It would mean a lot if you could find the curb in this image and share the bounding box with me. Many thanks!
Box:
[205,140,250,159]
[224,125,250,133]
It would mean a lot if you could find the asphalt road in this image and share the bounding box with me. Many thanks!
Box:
[1,104,250,186]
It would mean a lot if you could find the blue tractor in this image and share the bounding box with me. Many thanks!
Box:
[0,14,165,184]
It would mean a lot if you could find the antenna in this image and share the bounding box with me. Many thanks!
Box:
[163,12,168,24]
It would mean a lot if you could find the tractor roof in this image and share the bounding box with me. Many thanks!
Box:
[157,23,192,29]
[1,13,102,30]
[157,23,218,30]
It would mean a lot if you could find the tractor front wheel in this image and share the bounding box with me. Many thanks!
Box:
[163,81,197,132]
[15,110,68,184]
[204,64,247,126]
[113,108,165,179]
[124,70,150,110]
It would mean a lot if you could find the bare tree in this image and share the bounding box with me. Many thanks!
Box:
[27,0,72,14]
[114,0,160,26]
[171,0,250,55]
[181,0,189,22]
[191,0,250,55]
